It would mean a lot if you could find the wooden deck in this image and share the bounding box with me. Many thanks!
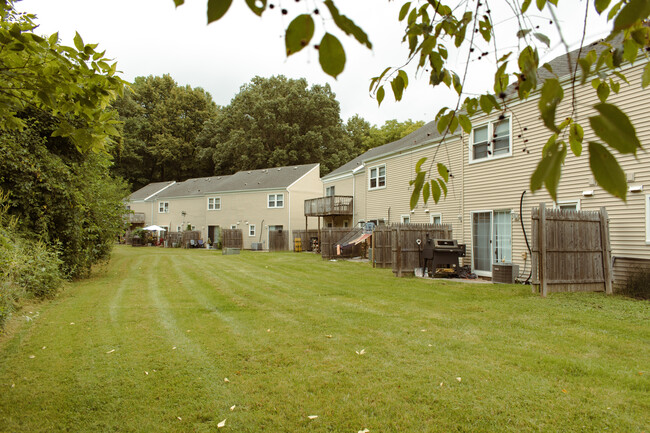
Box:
[304,196,353,217]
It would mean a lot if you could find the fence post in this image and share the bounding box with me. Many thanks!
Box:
[372,229,376,268]
[599,207,613,294]
[539,203,547,297]
[396,224,402,277]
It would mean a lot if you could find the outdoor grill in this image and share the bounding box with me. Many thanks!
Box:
[420,238,466,277]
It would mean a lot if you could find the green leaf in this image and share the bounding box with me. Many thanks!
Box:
[319,33,346,78]
[174,0,184,6]
[430,180,441,204]
[399,2,411,21]
[613,0,650,31]
[245,0,266,16]
[73,32,84,51]
[437,163,449,182]
[588,142,627,200]
[521,0,532,13]
[530,138,566,201]
[323,0,372,49]
[422,181,430,204]
[517,29,532,38]
[569,123,584,157]
[437,112,452,134]
[623,39,639,64]
[595,0,612,13]
[642,63,650,88]
[398,70,409,88]
[536,0,547,11]
[207,0,233,23]
[438,178,448,198]
[479,94,494,114]
[589,103,641,154]
[415,157,427,172]
[410,172,425,209]
[391,76,405,101]
[376,86,385,106]
[458,114,472,134]
[48,32,58,46]
[538,78,563,133]
[285,14,314,56]
[597,81,610,103]
[533,32,550,47]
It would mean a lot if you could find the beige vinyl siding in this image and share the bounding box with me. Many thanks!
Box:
[461,60,650,276]
[128,201,155,227]
[323,173,368,226]
[364,142,464,230]
[288,166,322,234]
[322,176,354,196]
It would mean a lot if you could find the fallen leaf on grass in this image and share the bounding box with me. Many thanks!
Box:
[42,346,46,350]
[308,415,318,419]
[11,383,15,388]
[421,329,427,332]
[355,349,366,355]
[177,416,182,421]
[358,429,370,433]
[456,377,462,382]
[145,371,149,375]
[28,355,35,359]
[428,344,432,347]
[325,335,332,338]
[218,419,226,428]
[230,405,236,411]
[70,322,75,325]
[172,347,177,350]
[440,382,444,387]
[562,389,568,393]
[106,349,115,354]
[224,378,230,383]
[267,329,271,332]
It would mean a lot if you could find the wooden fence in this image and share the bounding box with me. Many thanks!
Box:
[222,228,243,249]
[372,223,453,276]
[269,230,288,251]
[320,227,363,259]
[531,204,612,296]
[291,230,319,251]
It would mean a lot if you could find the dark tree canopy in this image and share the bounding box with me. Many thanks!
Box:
[112,74,219,190]
[198,75,355,175]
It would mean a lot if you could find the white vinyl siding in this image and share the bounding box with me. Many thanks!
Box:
[158,202,169,213]
[470,117,511,163]
[268,193,284,208]
[368,165,386,190]
[207,197,221,210]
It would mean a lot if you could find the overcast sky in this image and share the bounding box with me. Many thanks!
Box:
[17,0,612,125]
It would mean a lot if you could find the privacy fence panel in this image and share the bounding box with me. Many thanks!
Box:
[291,230,319,252]
[372,224,453,276]
[269,230,288,252]
[222,229,243,249]
[320,228,362,259]
[531,204,612,296]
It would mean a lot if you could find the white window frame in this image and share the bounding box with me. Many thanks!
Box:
[230,224,237,230]
[207,197,221,211]
[555,200,581,211]
[401,214,410,224]
[249,224,256,237]
[430,213,442,225]
[326,186,335,196]
[646,194,650,244]
[368,164,386,190]
[268,193,285,208]
[158,201,169,213]
[469,117,512,164]
[177,226,182,232]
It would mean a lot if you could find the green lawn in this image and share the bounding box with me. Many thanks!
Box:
[0,246,648,432]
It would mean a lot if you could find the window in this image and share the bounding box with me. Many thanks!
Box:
[177,226,182,232]
[369,165,386,189]
[268,193,284,208]
[231,224,237,230]
[269,225,283,231]
[401,215,410,224]
[343,221,349,228]
[555,200,580,211]
[158,201,169,213]
[646,194,650,243]
[430,213,442,225]
[470,117,511,162]
[326,186,335,196]
[249,224,256,237]
[207,197,221,210]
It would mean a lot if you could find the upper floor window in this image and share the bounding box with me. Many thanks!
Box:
[268,193,284,208]
[369,165,386,190]
[158,202,169,213]
[207,197,221,210]
[326,186,335,196]
[470,118,511,163]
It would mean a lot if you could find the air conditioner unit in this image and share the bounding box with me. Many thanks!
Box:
[251,242,263,251]
[492,263,519,284]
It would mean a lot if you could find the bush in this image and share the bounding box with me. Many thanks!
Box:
[620,267,650,300]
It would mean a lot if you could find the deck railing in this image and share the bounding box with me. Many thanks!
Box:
[304,196,353,216]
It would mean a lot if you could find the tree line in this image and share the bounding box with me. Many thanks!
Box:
[111,74,424,191]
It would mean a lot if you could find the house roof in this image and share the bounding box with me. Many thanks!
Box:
[153,163,319,199]
[129,181,176,201]
[324,35,622,180]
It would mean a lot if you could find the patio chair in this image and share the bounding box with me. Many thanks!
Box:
[189,239,196,248]
[197,239,204,248]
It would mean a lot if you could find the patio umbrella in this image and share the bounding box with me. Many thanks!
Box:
[142,225,165,231]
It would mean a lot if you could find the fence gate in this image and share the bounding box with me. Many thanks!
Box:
[531,203,612,296]
[222,229,243,249]
[269,230,288,251]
